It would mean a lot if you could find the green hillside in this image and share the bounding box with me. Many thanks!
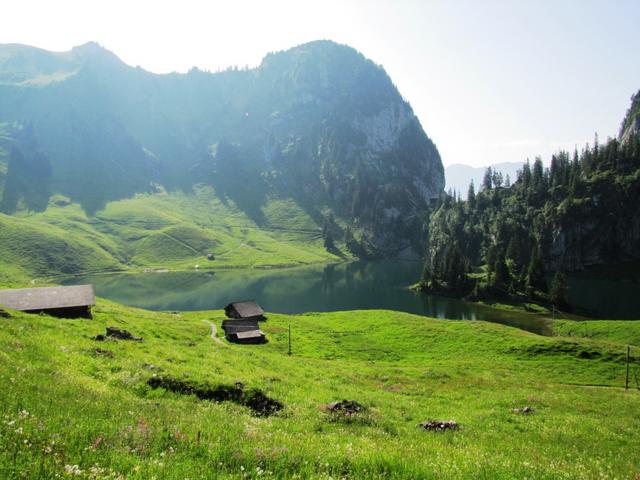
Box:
[0,187,345,285]
[0,302,638,479]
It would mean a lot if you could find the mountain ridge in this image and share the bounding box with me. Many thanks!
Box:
[0,40,444,257]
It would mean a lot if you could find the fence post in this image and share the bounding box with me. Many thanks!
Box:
[626,345,630,390]
[288,323,292,356]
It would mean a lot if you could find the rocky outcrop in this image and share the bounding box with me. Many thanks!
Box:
[548,173,640,271]
[621,116,640,145]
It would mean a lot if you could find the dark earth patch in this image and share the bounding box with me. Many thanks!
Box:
[94,327,143,342]
[147,376,283,416]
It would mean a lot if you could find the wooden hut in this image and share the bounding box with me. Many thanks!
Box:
[221,318,266,344]
[224,300,266,321]
[0,285,95,319]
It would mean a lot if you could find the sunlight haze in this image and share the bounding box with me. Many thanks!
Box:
[2,0,638,167]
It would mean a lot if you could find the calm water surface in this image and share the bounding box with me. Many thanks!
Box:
[64,260,640,335]
[64,261,555,334]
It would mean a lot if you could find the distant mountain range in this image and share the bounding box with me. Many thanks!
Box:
[445,162,524,199]
[0,40,444,252]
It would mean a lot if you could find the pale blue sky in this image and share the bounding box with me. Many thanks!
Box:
[1,0,639,167]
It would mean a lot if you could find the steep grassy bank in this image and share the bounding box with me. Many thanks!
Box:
[1,302,638,479]
[0,187,346,285]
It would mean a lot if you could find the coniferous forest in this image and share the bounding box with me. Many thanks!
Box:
[421,91,640,310]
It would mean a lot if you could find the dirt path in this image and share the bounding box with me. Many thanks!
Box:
[204,321,226,346]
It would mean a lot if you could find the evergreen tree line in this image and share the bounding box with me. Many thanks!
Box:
[421,127,640,310]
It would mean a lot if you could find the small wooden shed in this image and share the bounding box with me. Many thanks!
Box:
[221,319,266,344]
[224,300,266,321]
[0,285,95,319]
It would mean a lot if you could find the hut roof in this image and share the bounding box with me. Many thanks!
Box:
[225,300,264,319]
[0,285,95,311]
[235,330,265,340]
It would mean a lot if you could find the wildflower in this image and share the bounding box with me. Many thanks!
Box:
[64,464,83,476]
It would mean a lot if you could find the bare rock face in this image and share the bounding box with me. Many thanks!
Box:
[621,116,640,145]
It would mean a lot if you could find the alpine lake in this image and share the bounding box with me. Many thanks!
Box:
[63,260,640,335]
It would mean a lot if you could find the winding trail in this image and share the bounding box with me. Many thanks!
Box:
[204,321,226,346]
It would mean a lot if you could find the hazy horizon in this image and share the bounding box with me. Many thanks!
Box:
[2,0,639,168]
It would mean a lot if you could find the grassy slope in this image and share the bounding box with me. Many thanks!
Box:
[1,303,639,479]
[0,187,344,285]
[553,319,640,348]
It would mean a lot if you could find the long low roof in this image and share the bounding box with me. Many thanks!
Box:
[226,300,264,318]
[0,285,95,311]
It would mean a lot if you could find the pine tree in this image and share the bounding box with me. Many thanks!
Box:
[482,167,493,191]
[505,236,522,269]
[532,157,544,190]
[526,246,547,294]
[521,160,532,191]
[467,180,476,210]
[549,270,569,308]
[323,229,335,251]
[491,251,510,291]
[322,217,335,251]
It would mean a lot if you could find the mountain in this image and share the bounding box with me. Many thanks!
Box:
[0,41,444,253]
[445,162,523,199]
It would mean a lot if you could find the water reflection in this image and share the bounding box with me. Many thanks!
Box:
[64,260,560,334]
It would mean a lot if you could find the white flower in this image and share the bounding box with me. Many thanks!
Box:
[64,464,83,476]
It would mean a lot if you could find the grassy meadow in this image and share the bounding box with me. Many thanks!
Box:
[1,301,639,479]
[1,184,639,478]
[0,187,345,286]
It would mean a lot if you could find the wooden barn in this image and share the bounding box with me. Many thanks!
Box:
[224,300,266,321]
[0,285,95,319]
[221,318,266,344]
